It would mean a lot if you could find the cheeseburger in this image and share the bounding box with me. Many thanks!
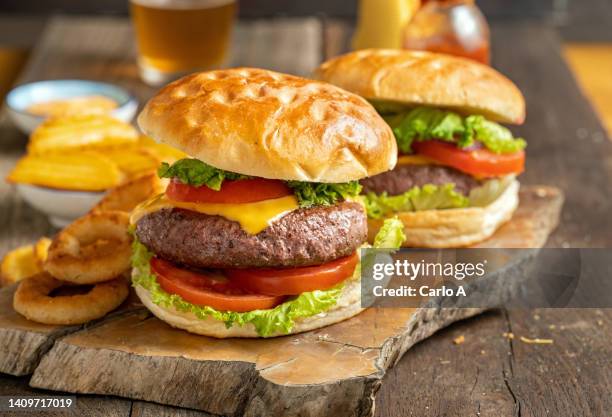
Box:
[315,49,527,247]
[131,68,403,338]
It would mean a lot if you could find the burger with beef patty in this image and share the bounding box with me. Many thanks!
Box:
[315,49,527,247]
[131,68,404,338]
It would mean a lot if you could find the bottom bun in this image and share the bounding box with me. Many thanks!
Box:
[133,276,365,338]
[367,180,520,248]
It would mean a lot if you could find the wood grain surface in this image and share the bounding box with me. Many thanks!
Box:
[0,285,78,376]
[0,16,610,417]
[493,25,612,249]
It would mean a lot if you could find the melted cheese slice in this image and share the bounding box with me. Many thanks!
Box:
[130,193,299,235]
[396,155,439,166]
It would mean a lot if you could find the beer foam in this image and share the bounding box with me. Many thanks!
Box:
[130,0,234,9]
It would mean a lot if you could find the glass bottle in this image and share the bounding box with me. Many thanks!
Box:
[402,0,491,65]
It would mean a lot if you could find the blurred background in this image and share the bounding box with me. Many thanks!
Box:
[1,0,611,33]
[2,0,611,35]
[1,0,611,136]
[0,0,604,24]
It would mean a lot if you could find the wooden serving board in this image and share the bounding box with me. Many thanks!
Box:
[0,288,141,377]
[0,185,563,417]
[0,285,80,376]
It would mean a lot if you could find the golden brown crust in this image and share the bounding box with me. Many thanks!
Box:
[367,180,520,247]
[138,68,397,182]
[314,49,526,124]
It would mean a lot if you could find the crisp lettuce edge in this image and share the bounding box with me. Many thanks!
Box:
[131,218,406,337]
[363,177,515,219]
[381,106,526,154]
[159,158,362,208]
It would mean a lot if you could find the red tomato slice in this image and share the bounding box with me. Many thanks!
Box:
[150,258,284,312]
[167,178,292,204]
[226,253,359,296]
[412,141,525,177]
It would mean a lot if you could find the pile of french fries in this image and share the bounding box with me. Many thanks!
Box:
[7,114,186,191]
[0,238,51,287]
[2,114,186,287]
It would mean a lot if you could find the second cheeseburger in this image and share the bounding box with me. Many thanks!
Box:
[315,49,527,247]
[131,68,404,338]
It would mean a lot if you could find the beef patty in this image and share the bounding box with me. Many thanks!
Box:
[135,201,366,269]
[360,164,481,196]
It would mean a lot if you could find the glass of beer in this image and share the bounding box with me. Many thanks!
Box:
[130,0,236,85]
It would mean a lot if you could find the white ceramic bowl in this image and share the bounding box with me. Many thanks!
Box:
[16,184,105,228]
[6,80,138,134]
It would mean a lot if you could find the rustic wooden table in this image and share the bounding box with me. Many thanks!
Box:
[0,16,610,417]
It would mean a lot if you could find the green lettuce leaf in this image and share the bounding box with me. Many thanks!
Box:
[158,159,361,208]
[363,177,515,219]
[158,158,249,190]
[359,217,406,287]
[287,181,362,208]
[364,184,470,219]
[386,107,526,154]
[373,217,406,248]
[131,218,405,337]
[468,175,515,206]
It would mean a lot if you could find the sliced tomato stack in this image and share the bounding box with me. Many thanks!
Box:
[151,178,358,312]
[166,177,292,204]
[412,141,524,178]
[226,253,358,296]
[151,254,358,312]
[151,257,284,312]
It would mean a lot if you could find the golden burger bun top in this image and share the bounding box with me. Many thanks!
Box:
[314,49,526,124]
[138,68,397,182]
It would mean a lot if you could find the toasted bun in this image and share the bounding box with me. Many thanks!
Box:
[314,49,526,124]
[133,277,364,338]
[138,68,397,182]
[367,180,520,247]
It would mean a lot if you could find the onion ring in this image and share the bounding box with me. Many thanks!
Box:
[92,173,166,213]
[13,272,129,325]
[44,211,132,284]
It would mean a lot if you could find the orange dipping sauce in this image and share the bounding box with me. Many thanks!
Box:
[26,95,118,118]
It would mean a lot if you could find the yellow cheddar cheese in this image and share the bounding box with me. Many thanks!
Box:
[130,193,299,235]
[396,154,439,166]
